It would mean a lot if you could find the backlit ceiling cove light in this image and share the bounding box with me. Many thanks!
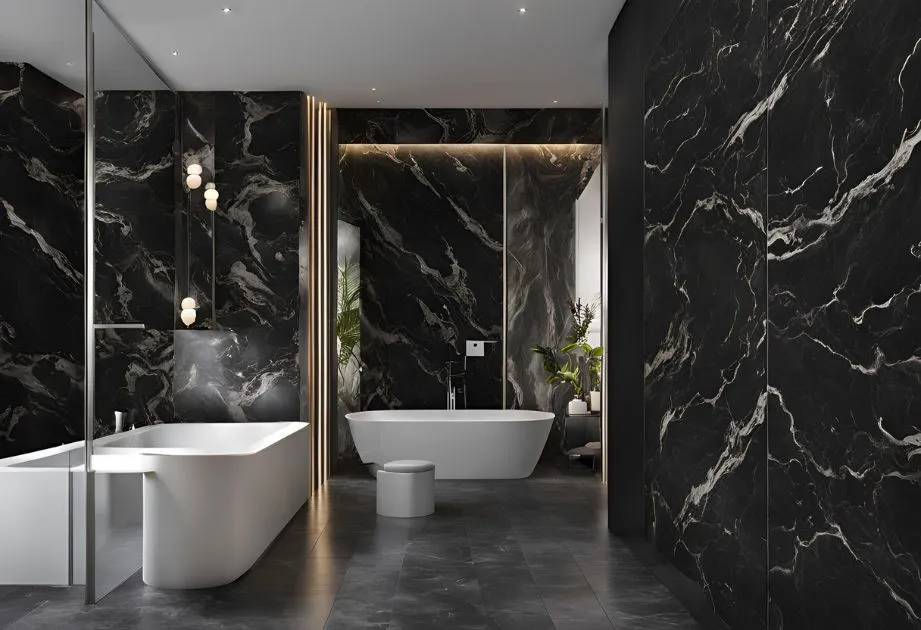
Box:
[204,183,219,211]
[186,163,203,189]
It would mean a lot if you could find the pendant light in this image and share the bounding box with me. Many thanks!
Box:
[186,164,203,190]
[180,297,197,327]
[204,182,219,211]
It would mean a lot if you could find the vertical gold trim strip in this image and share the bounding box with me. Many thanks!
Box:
[502,146,508,410]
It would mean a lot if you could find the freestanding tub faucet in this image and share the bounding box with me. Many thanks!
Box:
[445,361,466,410]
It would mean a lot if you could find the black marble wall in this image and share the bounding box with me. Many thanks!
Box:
[95,329,173,436]
[177,92,216,329]
[337,109,602,459]
[91,90,305,430]
[93,91,177,434]
[0,63,84,459]
[173,328,298,423]
[338,109,602,145]
[644,2,767,626]
[173,92,304,424]
[766,1,921,628]
[339,144,505,411]
[641,0,921,628]
[506,145,601,442]
[95,91,176,328]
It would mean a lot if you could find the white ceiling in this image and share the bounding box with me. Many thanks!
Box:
[0,1,166,93]
[103,0,625,107]
[0,0,625,107]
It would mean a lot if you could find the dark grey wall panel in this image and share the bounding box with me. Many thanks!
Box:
[0,63,84,459]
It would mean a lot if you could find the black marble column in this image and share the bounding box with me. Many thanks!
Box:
[643,0,767,627]
[506,144,601,444]
[766,1,921,628]
[0,63,84,459]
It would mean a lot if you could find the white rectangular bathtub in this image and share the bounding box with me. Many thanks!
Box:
[94,422,309,589]
[0,436,142,587]
[346,410,553,479]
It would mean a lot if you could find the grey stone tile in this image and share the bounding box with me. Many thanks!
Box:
[4,473,700,630]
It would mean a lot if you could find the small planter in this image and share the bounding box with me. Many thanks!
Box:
[568,398,588,415]
[589,391,601,413]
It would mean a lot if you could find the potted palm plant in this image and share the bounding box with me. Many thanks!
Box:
[337,258,361,411]
[532,298,603,414]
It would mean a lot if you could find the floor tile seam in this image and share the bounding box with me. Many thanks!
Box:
[570,555,622,630]
[2,599,55,630]
[458,514,493,615]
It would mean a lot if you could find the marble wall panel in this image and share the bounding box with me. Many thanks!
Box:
[766,1,921,628]
[95,90,176,329]
[338,109,602,145]
[339,144,505,411]
[0,63,84,458]
[643,0,767,627]
[212,91,302,329]
[95,329,173,435]
[506,144,601,445]
[177,92,216,329]
[173,326,299,423]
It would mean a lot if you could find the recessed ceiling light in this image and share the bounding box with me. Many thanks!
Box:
[553,100,559,104]
[371,88,377,91]
[519,7,527,14]
[376,100,382,104]
[171,50,179,56]
[66,61,74,67]
[221,7,232,12]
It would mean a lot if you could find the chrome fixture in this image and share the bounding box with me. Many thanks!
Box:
[445,361,466,410]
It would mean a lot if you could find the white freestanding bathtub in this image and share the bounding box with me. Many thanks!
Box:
[346,410,553,479]
[94,422,309,589]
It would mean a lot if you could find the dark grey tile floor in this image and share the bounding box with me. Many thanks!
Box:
[2,469,701,629]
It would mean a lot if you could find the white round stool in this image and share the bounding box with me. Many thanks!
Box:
[376,460,435,518]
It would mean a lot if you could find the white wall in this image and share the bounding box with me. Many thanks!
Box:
[575,166,603,349]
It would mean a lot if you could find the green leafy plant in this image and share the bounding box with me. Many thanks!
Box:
[531,298,604,398]
[336,259,360,376]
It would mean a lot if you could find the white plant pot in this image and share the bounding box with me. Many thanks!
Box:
[568,398,588,415]
[590,391,601,413]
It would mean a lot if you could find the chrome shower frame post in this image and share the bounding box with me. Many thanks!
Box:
[83,0,96,605]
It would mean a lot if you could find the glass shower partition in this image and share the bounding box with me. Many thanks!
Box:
[0,0,87,596]
[87,0,175,602]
